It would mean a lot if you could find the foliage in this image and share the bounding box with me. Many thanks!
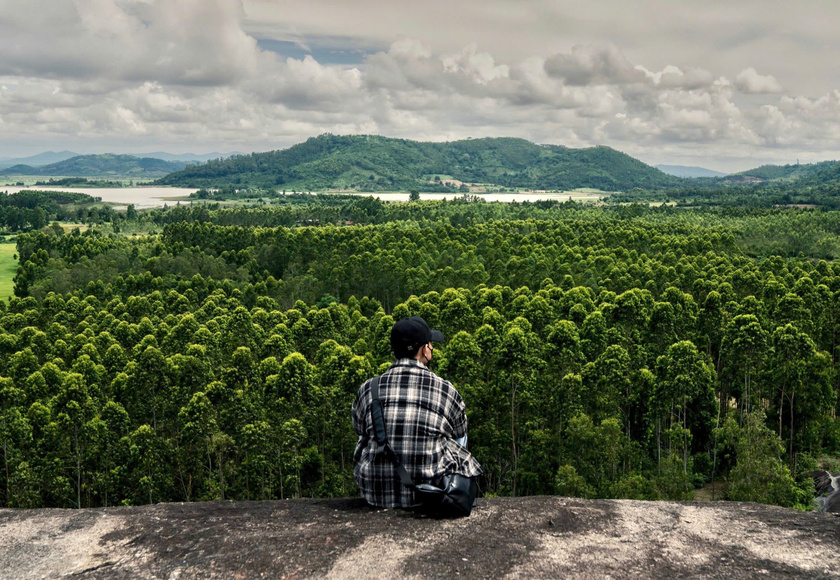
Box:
[33,178,126,188]
[720,411,812,509]
[0,190,103,232]
[0,197,837,509]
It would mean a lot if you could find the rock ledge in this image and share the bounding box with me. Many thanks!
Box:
[1,497,839,578]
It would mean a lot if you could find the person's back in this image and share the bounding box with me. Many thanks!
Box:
[351,316,482,508]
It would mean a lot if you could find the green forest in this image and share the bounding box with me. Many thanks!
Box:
[0,191,838,511]
[0,190,101,232]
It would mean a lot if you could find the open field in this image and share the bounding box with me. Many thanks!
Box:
[0,242,17,301]
[56,223,90,233]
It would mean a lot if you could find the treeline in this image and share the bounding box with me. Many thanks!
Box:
[0,190,100,232]
[611,181,840,209]
[0,190,96,208]
[1,206,838,509]
[136,197,840,259]
[33,178,125,188]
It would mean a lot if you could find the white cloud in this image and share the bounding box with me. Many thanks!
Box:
[734,67,783,94]
[442,44,510,85]
[1,1,840,172]
[638,65,716,90]
[250,56,365,111]
[113,106,147,135]
[544,44,645,86]
[0,0,266,86]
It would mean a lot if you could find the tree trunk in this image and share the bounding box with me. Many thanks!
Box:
[683,393,688,474]
[711,400,721,500]
[75,430,82,509]
[217,450,225,500]
[744,372,750,416]
[789,390,795,468]
[510,377,518,496]
[778,385,785,438]
[656,414,661,473]
[3,439,9,508]
[278,447,284,500]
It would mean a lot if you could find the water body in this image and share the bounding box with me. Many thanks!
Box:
[0,185,198,209]
[0,186,603,208]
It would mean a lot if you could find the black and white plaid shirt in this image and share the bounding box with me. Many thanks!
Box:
[352,358,483,508]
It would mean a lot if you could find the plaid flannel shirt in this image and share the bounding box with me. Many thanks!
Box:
[352,358,483,508]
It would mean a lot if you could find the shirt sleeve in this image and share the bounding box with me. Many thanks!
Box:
[446,381,469,439]
[352,381,369,437]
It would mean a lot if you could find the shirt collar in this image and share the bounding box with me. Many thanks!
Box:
[391,357,428,369]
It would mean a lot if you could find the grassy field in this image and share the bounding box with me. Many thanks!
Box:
[0,242,17,301]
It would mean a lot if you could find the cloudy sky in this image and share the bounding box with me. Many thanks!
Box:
[1,0,839,172]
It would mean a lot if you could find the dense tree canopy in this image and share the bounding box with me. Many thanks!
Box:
[0,198,836,510]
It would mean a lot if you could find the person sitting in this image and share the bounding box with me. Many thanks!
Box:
[351,316,483,508]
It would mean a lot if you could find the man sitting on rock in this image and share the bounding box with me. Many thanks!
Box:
[352,316,483,509]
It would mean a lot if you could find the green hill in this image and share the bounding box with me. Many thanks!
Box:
[0,154,187,178]
[157,134,679,191]
[733,160,840,182]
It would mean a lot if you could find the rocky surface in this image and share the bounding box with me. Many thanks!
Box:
[1,496,839,579]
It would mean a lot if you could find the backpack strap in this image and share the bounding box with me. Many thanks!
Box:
[370,375,417,489]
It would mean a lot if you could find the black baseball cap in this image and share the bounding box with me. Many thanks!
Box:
[390,316,444,356]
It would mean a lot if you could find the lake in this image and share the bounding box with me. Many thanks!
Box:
[0,186,604,208]
[0,185,198,209]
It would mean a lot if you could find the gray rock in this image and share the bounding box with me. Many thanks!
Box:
[1,497,839,578]
[812,471,840,513]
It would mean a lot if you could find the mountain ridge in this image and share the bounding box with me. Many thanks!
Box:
[732,159,840,183]
[0,151,239,170]
[4,142,839,192]
[0,154,188,178]
[656,164,728,178]
[157,134,681,192]
[0,151,79,170]
[134,151,242,163]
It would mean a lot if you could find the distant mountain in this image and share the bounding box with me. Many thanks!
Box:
[0,150,79,170]
[0,150,239,171]
[158,134,679,191]
[656,165,727,178]
[0,154,188,178]
[139,151,242,163]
